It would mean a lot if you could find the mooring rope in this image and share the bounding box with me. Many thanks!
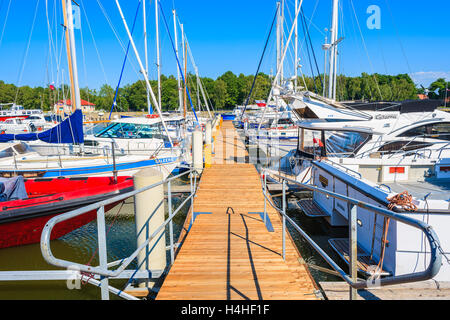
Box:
[386,191,418,212]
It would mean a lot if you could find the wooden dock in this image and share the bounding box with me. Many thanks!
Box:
[156,121,319,300]
[320,280,450,300]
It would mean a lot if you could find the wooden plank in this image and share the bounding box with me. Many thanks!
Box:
[157,121,319,300]
[320,281,450,300]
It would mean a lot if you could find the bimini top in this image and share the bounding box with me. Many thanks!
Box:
[343,99,442,113]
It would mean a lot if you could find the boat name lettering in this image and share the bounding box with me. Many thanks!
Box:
[375,114,398,120]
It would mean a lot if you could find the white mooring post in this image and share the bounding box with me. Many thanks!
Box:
[134,168,166,288]
[205,120,212,146]
[204,120,212,168]
[349,203,358,300]
[192,126,204,175]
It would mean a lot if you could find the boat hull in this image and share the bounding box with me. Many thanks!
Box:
[0,177,134,249]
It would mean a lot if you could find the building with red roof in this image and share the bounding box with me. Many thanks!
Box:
[54,99,96,114]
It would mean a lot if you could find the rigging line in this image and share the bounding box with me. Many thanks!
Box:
[94,0,142,82]
[0,0,11,50]
[301,7,323,88]
[14,0,41,105]
[56,28,66,102]
[45,0,57,87]
[80,0,110,87]
[240,4,279,120]
[384,0,412,74]
[299,8,317,93]
[297,0,319,55]
[158,0,198,123]
[78,5,91,105]
[108,0,141,120]
[349,0,383,101]
[184,35,212,116]
[283,2,298,76]
[346,0,371,100]
[281,16,297,78]
[199,77,215,113]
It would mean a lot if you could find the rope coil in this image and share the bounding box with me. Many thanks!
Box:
[386,191,418,212]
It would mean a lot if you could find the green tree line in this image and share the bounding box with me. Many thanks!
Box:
[0,72,440,112]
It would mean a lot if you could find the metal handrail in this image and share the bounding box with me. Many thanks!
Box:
[315,159,362,179]
[40,169,195,281]
[376,184,392,193]
[262,168,443,291]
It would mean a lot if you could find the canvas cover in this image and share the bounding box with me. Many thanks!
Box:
[0,176,28,202]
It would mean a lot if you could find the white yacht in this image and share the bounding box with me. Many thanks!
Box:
[270,100,450,281]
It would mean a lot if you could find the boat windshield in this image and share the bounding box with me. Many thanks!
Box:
[95,122,164,139]
[12,142,33,155]
[299,129,371,158]
[325,130,371,157]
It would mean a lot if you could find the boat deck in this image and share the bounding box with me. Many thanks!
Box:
[156,121,319,300]
[385,179,450,201]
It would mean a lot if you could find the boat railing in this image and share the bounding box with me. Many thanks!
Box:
[0,167,197,300]
[261,167,443,299]
[42,167,197,300]
[319,158,362,179]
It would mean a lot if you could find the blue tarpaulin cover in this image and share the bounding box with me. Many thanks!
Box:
[0,110,84,144]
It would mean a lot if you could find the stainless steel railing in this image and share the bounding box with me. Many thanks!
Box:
[0,164,195,300]
[260,167,443,299]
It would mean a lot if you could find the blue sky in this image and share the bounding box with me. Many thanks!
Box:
[0,0,448,90]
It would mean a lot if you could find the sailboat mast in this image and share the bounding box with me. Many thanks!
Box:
[294,0,298,92]
[62,0,81,112]
[280,0,285,85]
[276,2,281,87]
[328,0,339,101]
[115,0,173,147]
[143,0,152,114]
[181,23,187,119]
[155,0,162,112]
[173,9,183,114]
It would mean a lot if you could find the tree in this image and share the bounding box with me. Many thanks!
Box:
[217,71,239,107]
[428,78,449,100]
[210,79,228,109]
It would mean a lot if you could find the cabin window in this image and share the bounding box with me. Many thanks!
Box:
[0,147,15,158]
[12,143,32,155]
[377,141,433,154]
[399,122,450,141]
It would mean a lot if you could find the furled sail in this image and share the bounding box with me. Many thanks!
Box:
[0,110,84,144]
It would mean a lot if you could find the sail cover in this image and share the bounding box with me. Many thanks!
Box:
[0,110,84,144]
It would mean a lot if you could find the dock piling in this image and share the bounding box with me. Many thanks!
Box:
[134,168,166,288]
[192,126,204,175]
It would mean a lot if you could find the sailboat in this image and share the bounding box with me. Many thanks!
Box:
[0,0,184,180]
[0,0,137,249]
[242,0,375,159]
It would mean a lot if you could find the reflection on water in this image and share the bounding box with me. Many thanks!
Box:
[281,198,349,283]
[0,173,348,300]
[0,177,191,300]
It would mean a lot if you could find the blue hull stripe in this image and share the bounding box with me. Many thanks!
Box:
[4,157,179,177]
